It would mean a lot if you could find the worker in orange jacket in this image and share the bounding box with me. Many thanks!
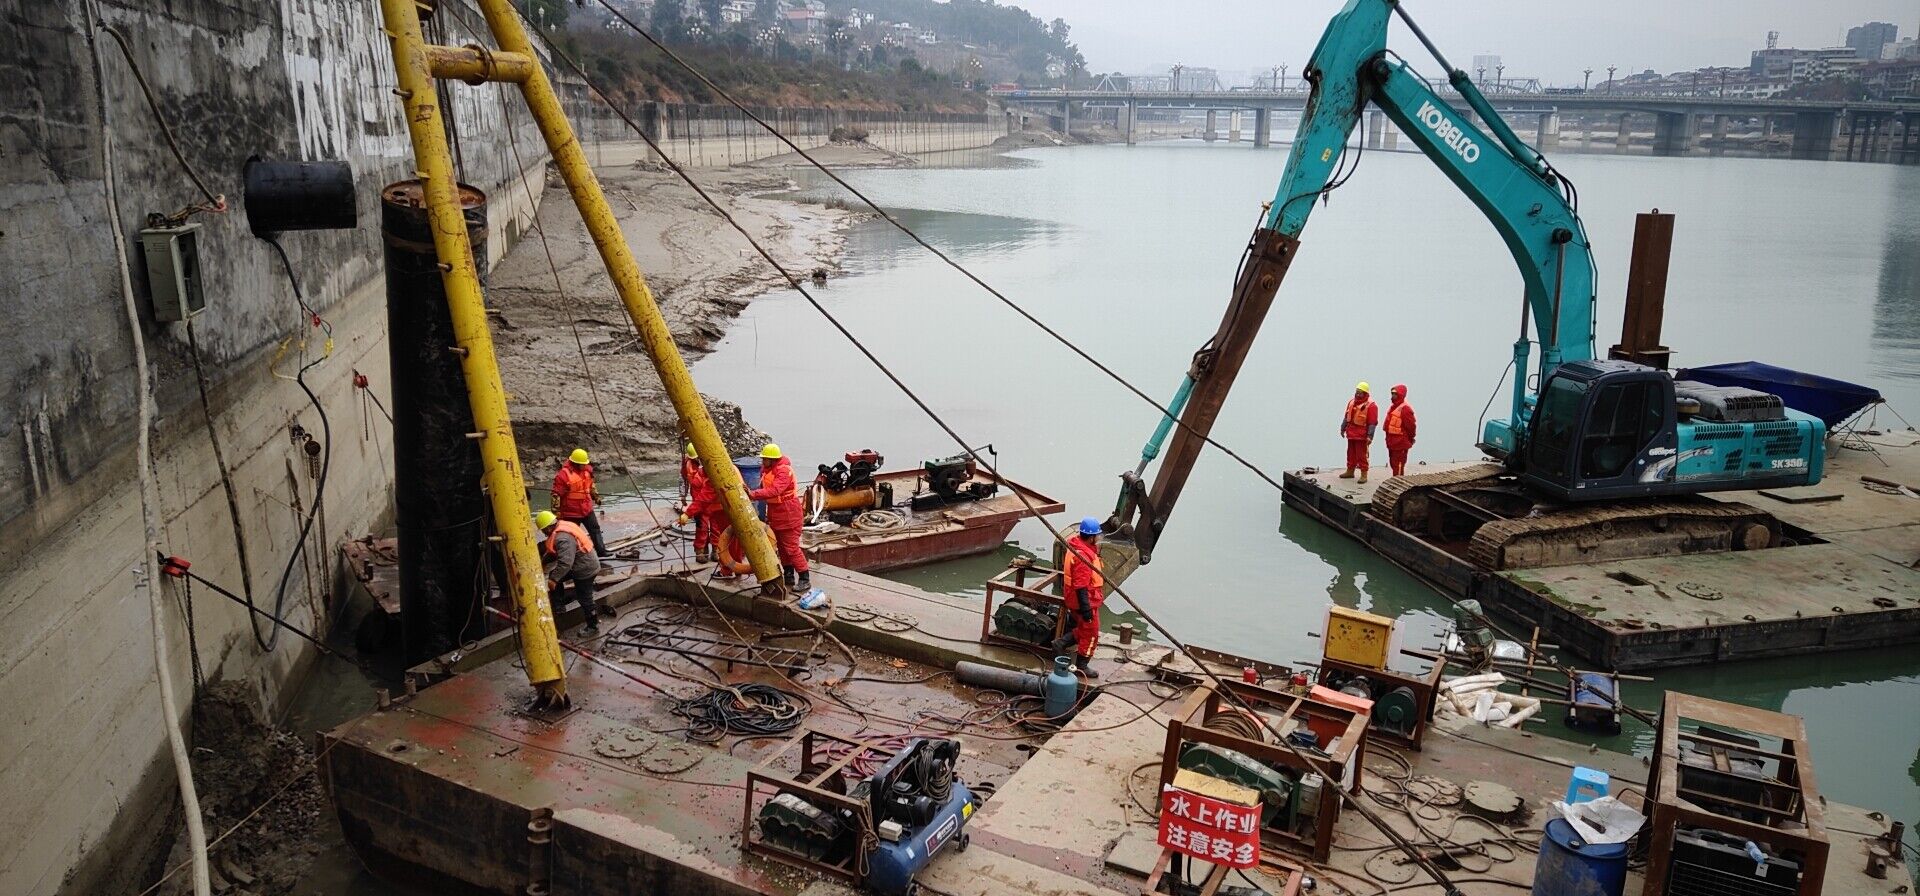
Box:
[1384,384,1417,477]
[1339,382,1378,483]
[551,448,610,558]
[1058,517,1106,679]
[677,443,721,562]
[748,443,810,591]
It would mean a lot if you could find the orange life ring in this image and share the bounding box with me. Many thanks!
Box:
[715,521,774,575]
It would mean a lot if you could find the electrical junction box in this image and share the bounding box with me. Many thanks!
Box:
[1323,606,1395,671]
[140,222,205,321]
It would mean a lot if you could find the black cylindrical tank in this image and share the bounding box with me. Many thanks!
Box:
[383,179,489,663]
[245,157,357,236]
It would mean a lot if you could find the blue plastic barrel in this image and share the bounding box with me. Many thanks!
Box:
[733,456,765,518]
[1532,819,1627,896]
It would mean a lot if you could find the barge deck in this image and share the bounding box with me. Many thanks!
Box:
[322,551,1913,896]
[1281,434,1920,670]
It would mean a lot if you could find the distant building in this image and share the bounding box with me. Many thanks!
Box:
[720,0,754,24]
[1751,46,1860,83]
[1846,22,1898,60]
[1885,37,1920,61]
[1471,53,1501,77]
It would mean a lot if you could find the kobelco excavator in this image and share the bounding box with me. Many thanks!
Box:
[1104,0,1825,576]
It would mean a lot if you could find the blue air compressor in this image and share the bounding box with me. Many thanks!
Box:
[755,737,979,896]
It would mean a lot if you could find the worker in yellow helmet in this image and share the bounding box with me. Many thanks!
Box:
[536,509,604,636]
[551,447,610,558]
[747,443,810,591]
[1339,382,1378,483]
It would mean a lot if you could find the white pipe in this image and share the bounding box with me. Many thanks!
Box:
[86,3,210,892]
[1439,672,1506,693]
[1497,703,1541,728]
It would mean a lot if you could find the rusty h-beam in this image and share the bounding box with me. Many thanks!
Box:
[1609,210,1675,369]
[377,0,788,704]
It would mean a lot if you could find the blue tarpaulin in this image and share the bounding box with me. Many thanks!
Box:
[1676,362,1883,429]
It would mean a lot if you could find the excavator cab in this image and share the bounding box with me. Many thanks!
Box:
[1519,360,1680,501]
[1517,359,1824,502]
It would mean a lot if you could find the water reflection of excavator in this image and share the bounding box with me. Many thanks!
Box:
[1105,0,1826,580]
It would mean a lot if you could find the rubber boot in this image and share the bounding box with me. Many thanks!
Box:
[1338,468,1355,479]
[1075,655,1100,679]
[1050,633,1078,656]
[795,570,811,592]
[1358,469,1369,484]
[782,566,797,590]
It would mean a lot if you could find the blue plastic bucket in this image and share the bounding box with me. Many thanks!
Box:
[1531,818,1627,896]
[734,456,765,518]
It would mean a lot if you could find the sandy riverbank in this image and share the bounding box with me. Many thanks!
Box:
[489,162,865,477]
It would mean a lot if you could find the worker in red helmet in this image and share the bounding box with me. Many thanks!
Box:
[1384,384,1418,477]
[1058,517,1107,679]
[1339,382,1378,483]
[748,443,810,591]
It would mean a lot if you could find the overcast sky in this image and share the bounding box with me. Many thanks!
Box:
[1010,0,1920,86]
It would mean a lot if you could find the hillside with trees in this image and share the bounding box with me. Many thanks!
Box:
[522,0,1086,110]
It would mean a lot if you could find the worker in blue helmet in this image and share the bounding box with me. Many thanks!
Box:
[1060,517,1106,678]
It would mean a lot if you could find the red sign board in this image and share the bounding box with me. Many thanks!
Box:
[1157,785,1261,868]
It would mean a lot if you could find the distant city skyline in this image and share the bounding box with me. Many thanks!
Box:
[1009,0,1918,86]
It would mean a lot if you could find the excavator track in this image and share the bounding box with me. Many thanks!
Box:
[1369,464,1781,571]
[1466,499,1778,570]
[1369,463,1506,530]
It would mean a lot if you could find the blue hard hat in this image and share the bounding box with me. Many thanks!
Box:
[1078,517,1102,535]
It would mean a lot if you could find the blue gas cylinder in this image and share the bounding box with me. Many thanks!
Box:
[1043,656,1079,719]
[734,456,765,517]
[1532,818,1628,896]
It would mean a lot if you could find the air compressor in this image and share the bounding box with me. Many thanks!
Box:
[755,738,978,896]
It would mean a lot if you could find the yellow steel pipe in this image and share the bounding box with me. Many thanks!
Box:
[475,0,785,590]
[424,44,536,84]
[378,0,568,705]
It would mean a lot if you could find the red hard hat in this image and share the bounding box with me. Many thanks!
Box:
[1391,383,1408,395]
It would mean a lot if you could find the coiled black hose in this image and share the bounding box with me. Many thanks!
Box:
[672,684,810,743]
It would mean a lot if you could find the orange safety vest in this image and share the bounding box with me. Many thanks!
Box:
[1062,536,1105,593]
[554,464,595,516]
[1384,404,1412,437]
[1346,399,1373,428]
[544,519,593,557]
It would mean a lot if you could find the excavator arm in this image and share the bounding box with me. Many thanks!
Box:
[1109,0,1596,570]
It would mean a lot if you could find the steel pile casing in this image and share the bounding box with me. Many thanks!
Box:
[383,180,489,662]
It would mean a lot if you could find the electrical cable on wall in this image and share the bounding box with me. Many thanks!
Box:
[255,237,335,652]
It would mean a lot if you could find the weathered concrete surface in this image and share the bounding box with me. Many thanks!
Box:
[0,3,556,893]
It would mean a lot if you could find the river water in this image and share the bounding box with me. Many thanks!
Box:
[690,141,1920,850]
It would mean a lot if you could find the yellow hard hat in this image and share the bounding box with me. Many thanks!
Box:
[684,442,697,458]
[760,443,782,459]
[1355,381,1371,393]
[534,510,558,529]
[569,448,591,465]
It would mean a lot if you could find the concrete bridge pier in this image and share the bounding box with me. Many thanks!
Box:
[1709,114,1729,156]
[1253,107,1271,148]
[1616,113,1632,150]
[1897,113,1917,165]
[1791,111,1841,161]
[1229,111,1242,143]
[1367,110,1385,149]
[1652,112,1694,156]
[1384,122,1398,150]
[1122,101,1136,145]
[1060,100,1071,137]
[1205,109,1217,142]
[1534,112,1560,148]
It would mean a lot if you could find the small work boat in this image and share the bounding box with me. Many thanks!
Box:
[802,463,1066,573]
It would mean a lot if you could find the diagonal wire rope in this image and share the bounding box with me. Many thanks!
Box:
[583,0,1290,496]
[504,25,1460,892]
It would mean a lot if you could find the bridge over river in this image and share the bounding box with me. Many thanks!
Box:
[992,88,1920,163]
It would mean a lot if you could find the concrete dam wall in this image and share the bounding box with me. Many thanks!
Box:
[0,2,552,893]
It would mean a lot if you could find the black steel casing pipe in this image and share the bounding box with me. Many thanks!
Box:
[383,180,490,662]
[245,157,357,236]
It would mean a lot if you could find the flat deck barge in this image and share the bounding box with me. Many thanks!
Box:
[321,550,1912,895]
[1282,433,1920,670]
